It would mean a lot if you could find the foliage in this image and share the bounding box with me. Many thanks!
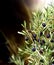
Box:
[10,4,54,65]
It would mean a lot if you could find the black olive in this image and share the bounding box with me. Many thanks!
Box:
[32,34,37,41]
[40,31,43,36]
[46,33,50,38]
[40,40,45,45]
[33,34,36,38]
[32,47,36,52]
[42,23,46,27]
[37,38,41,43]
[50,39,54,43]
[40,59,44,63]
